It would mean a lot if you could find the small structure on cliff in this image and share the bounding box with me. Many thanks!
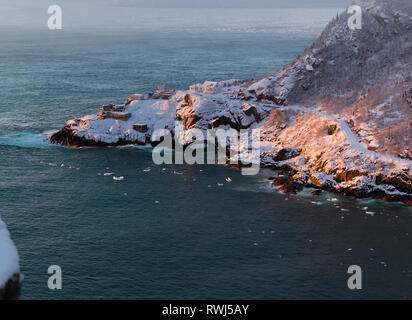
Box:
[125,93,152,105]
[153,80,174,99]
[133,124,148,133]
[98,104,131,121]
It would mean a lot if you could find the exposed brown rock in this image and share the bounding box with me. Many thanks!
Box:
[0,274,21,300]
[270,176,304,194]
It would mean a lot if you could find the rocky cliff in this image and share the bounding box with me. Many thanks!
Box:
[50,0,412,204]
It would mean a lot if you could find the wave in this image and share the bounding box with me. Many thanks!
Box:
[0,131,58,149]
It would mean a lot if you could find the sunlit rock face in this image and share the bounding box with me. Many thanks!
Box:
[50,0,411,204]
[0,218,21,300]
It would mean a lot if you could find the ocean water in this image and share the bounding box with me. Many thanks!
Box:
[0,8,411,300]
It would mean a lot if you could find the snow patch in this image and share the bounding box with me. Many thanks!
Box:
[0,217,20,289]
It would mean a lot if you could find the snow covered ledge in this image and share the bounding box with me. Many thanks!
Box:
[0,217,21,300]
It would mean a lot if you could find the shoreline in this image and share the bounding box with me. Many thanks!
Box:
[49,128,412,206]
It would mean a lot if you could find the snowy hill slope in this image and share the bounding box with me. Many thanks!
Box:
[50,0,412,204]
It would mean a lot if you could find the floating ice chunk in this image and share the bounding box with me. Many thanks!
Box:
[217,183,224,187]
[104,173,114,176]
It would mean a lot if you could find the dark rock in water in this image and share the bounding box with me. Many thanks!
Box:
[50,126,148,147]
[0,274,21,300]
[312,189,322,196]
[271,176,304,194]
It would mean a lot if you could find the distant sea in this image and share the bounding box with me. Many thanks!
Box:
[0,8,411,299]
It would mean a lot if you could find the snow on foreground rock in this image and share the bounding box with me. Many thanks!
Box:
[50,0,412,204]
[0,217,21,300]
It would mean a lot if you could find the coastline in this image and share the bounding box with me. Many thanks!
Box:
[49,0,412,205]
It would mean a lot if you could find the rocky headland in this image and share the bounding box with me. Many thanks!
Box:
[50,0,412,205]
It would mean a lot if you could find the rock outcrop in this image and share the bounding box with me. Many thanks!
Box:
[0,217,21,300]
[50,0,412,204]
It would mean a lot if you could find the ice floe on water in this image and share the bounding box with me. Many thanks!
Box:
[311,201,323,206]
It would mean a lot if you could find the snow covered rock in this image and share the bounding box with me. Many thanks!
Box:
[0,217,21,300]
[50,0,412,204]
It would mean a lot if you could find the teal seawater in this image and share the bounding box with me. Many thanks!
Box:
[0,9,411,299]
